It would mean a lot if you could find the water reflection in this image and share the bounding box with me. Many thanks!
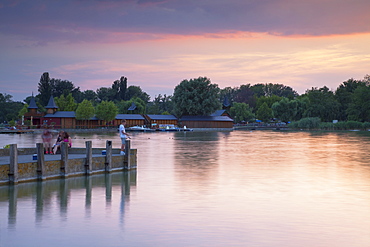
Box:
[1,171,137,230]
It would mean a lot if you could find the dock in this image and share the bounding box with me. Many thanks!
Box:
[0,129,35,134]
[0,140,137,185]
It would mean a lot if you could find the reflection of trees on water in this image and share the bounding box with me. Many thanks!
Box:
[1,171,137,229]
[173,131,231,184]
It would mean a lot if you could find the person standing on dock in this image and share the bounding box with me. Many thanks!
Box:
[119,119,130,155]
[41,129,53,154]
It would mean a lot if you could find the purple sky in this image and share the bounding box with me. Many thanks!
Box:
[1,0,370,102]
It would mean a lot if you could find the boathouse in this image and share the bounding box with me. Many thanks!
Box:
[179,115,234,129]
[144,114,178,129]
[114,114,146,127]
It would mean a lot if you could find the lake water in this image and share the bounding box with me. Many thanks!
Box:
[1,130,370,247]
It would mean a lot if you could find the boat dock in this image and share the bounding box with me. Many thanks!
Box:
[0,140,137,185]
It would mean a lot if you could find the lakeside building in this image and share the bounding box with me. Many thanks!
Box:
[23,96,233,129]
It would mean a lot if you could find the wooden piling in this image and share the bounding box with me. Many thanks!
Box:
[105,140,112,172]
[61,142,69,177]
[124,139,131,170]
[36,143,45,180]
[85,141,92,175]
[9,144,18,184]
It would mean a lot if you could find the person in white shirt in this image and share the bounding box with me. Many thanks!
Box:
[119,119,130,155]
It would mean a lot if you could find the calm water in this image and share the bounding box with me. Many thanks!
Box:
[1,130,370,247]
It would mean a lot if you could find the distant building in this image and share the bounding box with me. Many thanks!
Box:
[23,95,233,129]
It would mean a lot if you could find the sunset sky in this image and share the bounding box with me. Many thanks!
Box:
[1,0,370,102]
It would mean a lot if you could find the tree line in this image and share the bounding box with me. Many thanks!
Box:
[1,72,369,126]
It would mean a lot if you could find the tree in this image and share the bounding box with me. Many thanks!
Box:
[0,93,24,123]
[18,104,29,118]
[112,76,128,101]
[38,72,52,106]
[303,86,340,122]
[256,95,282,110]
[335,78,366,121]
[95,101,118,124]
[172,77,221,116]
[347,85,370,122]
[75,100,95,127]
[233,84,256,108]
[96,87,116,102]
[229,102,255,123]
[54,93,77,111]
[126,85,150,102]
[251,83,298,99]
[50,78,80,98]
[82,90,98,103]
[147,94,173,114]
[272,98,298,122]
[256,102,272,123]
[116,97,146,114]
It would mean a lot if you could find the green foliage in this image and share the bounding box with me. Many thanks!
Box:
[256,95,283,110]
[229,102,255,123]
[96,87,116,102]
[18,104,29,118]
[146,94,173,114]
[256,102,272,123]
[303,86,340,122]
[82,90,98,103]
[233,84,256,108]
[117,97,146,114]
[172,77,221,117]
[54,93,77,111]
[126,85,150,102]
[363,122,370,130]
[347,85,370,122]
[335,78,366,120]
[346,121,363,130]
[8,120,16,126]
[111,76,128,101]
[0,93,24,122]
[319,122,335,130]
[272,98,298,122]
[95,101,118,122]
[37,72,52,106]
[75,100,95,120]
[251,83,298,99]
[289,117,321,129]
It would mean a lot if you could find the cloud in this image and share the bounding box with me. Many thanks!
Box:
[1,0,370,46]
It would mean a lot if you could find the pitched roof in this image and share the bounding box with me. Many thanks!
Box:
[116,114,145,120]
[45,96,58,109]
[223,96,231,107]
[28,96,38,109]
[44,111,75,118]
[210,110,226,116]
[180,115,233,122]
[146,114,177,120]
[127,102,137,111]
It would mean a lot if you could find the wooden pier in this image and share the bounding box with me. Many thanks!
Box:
[0,140,137,185]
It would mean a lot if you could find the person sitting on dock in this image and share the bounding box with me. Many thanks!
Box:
[119,119,130,155]
[63,132,72,148]
[52,131,64,154]
[41,129,53,154]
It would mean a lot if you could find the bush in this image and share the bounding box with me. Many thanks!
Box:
[319,122,335,130]
[288,117,321,129]
[362,122,370,130]
[347,121,363,130]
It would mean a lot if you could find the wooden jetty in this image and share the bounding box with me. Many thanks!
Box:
[0,129,35,134]
[0,140,137,185]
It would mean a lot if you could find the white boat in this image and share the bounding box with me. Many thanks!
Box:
[127,126,155,132]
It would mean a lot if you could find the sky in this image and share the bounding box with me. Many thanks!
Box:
[1,0,370,102]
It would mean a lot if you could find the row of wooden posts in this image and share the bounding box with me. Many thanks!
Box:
[7,140,133,184]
